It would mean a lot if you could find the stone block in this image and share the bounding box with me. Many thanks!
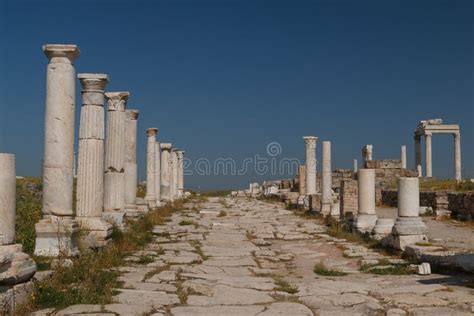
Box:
[34,217,79,257]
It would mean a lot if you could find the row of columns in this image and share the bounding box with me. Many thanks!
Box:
[35,44,186,257]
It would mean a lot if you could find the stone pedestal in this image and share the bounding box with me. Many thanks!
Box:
[154,142,161,205]
[76,73,112,248]
[321,141,332,215]
[124,109,139,213]
[145,128,158,208]
[373,218,394,240]
[37,44,80,256]
[0,154,36,285]
[177,151,185,198]
[160,143,172,201]
[34,216,79,257]
[103,92,129,220]
[392,177,427,250]
[354,169,377,233]
[303,136,317,196]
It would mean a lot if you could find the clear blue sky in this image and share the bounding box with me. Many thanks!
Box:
[1,0,472,190]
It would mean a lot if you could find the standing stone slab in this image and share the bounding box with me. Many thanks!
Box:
[103,92,129,225]
[76,73,112,247]
[35,44,80,257]
[145,128,158,207]
[124,109,139,212]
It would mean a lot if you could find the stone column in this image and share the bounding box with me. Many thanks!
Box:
[124,109,139,212]
[0,154,36,285]
[144,128,158,207]
[321,141,332,215]
[75,73,111,247]
[160,143,172,201]
[392,177,427,250]
[35,44,80,257]
[414,135,422,176]
[425,133,432,177]
[400,145,407,169]
[103,92,129,225]
[154,142,161,205]
[354,169,377,233]
[362,145,373,167]
[303,136,317,195]
[177,151,185,198]
[298,165,306,195]
[353,159,358,173]
[454,132,461,181]
[171,149,179,201]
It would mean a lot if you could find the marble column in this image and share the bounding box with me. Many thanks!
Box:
[35,44,80,257]
[160,143,172,201]
[298,165,306,195]
[0,154,36,285]
[154,142,161,205]
[103,92,129,224]
[124,109,139,212]
[353,159,358,173]
[414,135,422,177]
[303,136,317,195]
[392,177,427,250]
[177,151,185,198]
[400,145,407,169]
[75,73,111,247]
[454,132,461,181]
[354,169,377,233]
[145,128,158,207]
[321,141,332,215]
[362,145,373,167]
[171,149,179,201]
[425,133,432,177]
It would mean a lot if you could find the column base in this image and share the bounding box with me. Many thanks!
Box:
[34,216,79,257]
[390,234,428,251]
[76,217,113,248]
[320,202,331,216]
[392,217,427,236]
[354,214,377,233]
[0,244,37,285]
[102,211,127,227]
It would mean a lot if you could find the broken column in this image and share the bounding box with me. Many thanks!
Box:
[144,128,158,207]
[177,151,185,198]
[76,73,112,247]
[154,141,161,205]
[124,109,139,213]
[35,44,80,257]
[321,141,332,215]
[354,169,377,233]
[0,154,37,284]
[298,165,306,195]
[392,177,427,250]
[362,144,373,166]
[303,136,317,195]
[103,91,129,225]
[160,143,173,201]
[400,145,407,169]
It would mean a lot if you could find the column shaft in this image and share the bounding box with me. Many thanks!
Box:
[358,169,375,215]
[400,145,407,169]
[414,135,422,176]
[171,150,179,200]
[145,128,157,204]
[0,154,16,245]
[124,110,139,208]
[321,141,332,213]
[160,143,172,201]
[454,133,461,180]
[177,151,184,198]
[425,134,432,177]
[154,142,161,203]
[303,136,317,195]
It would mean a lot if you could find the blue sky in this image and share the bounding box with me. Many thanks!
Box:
[1,0,472,190]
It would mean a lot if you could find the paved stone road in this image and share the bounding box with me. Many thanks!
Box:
[48,197,474,316]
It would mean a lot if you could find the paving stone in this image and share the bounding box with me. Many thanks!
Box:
[104,303,154,316]
[170,305,265,316]
[55,304,102,315]
[258,302,313,315]
[187,284,274,305]
[114,289,179,308]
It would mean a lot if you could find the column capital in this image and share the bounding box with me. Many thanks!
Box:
[177,151,185,158]
[146,127,158,137]
[303,136,317,147]
[425,132,432,137]
[78,73,109,91]
[453,131,461,138]
[43,44,80,63]
[161,143,172,150]
[126,109,139,121]
[105,92,129,111]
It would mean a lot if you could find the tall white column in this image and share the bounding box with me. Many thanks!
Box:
[400,145,407,169]
[104,92,129,214]
[392,177,427,250]
[425,133,432,177]
[124,109,139,211]
[177,151,185,198]
[171,149,179,201]
[303,136,317,195]
[0,154,37,285]
[76,74,112,247]
[354,169,377,233]
[145,128,158,207]
[454,132,461,181]
[160,143,172,201]
[321,141,332,215]
[414,135,422,176]
[154,142,161,204]
[35,44,80,257]
[353,159,358,173]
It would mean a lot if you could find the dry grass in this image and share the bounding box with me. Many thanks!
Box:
[273,276,299,294]
[419,179,474,192]
[313,262,348,276]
